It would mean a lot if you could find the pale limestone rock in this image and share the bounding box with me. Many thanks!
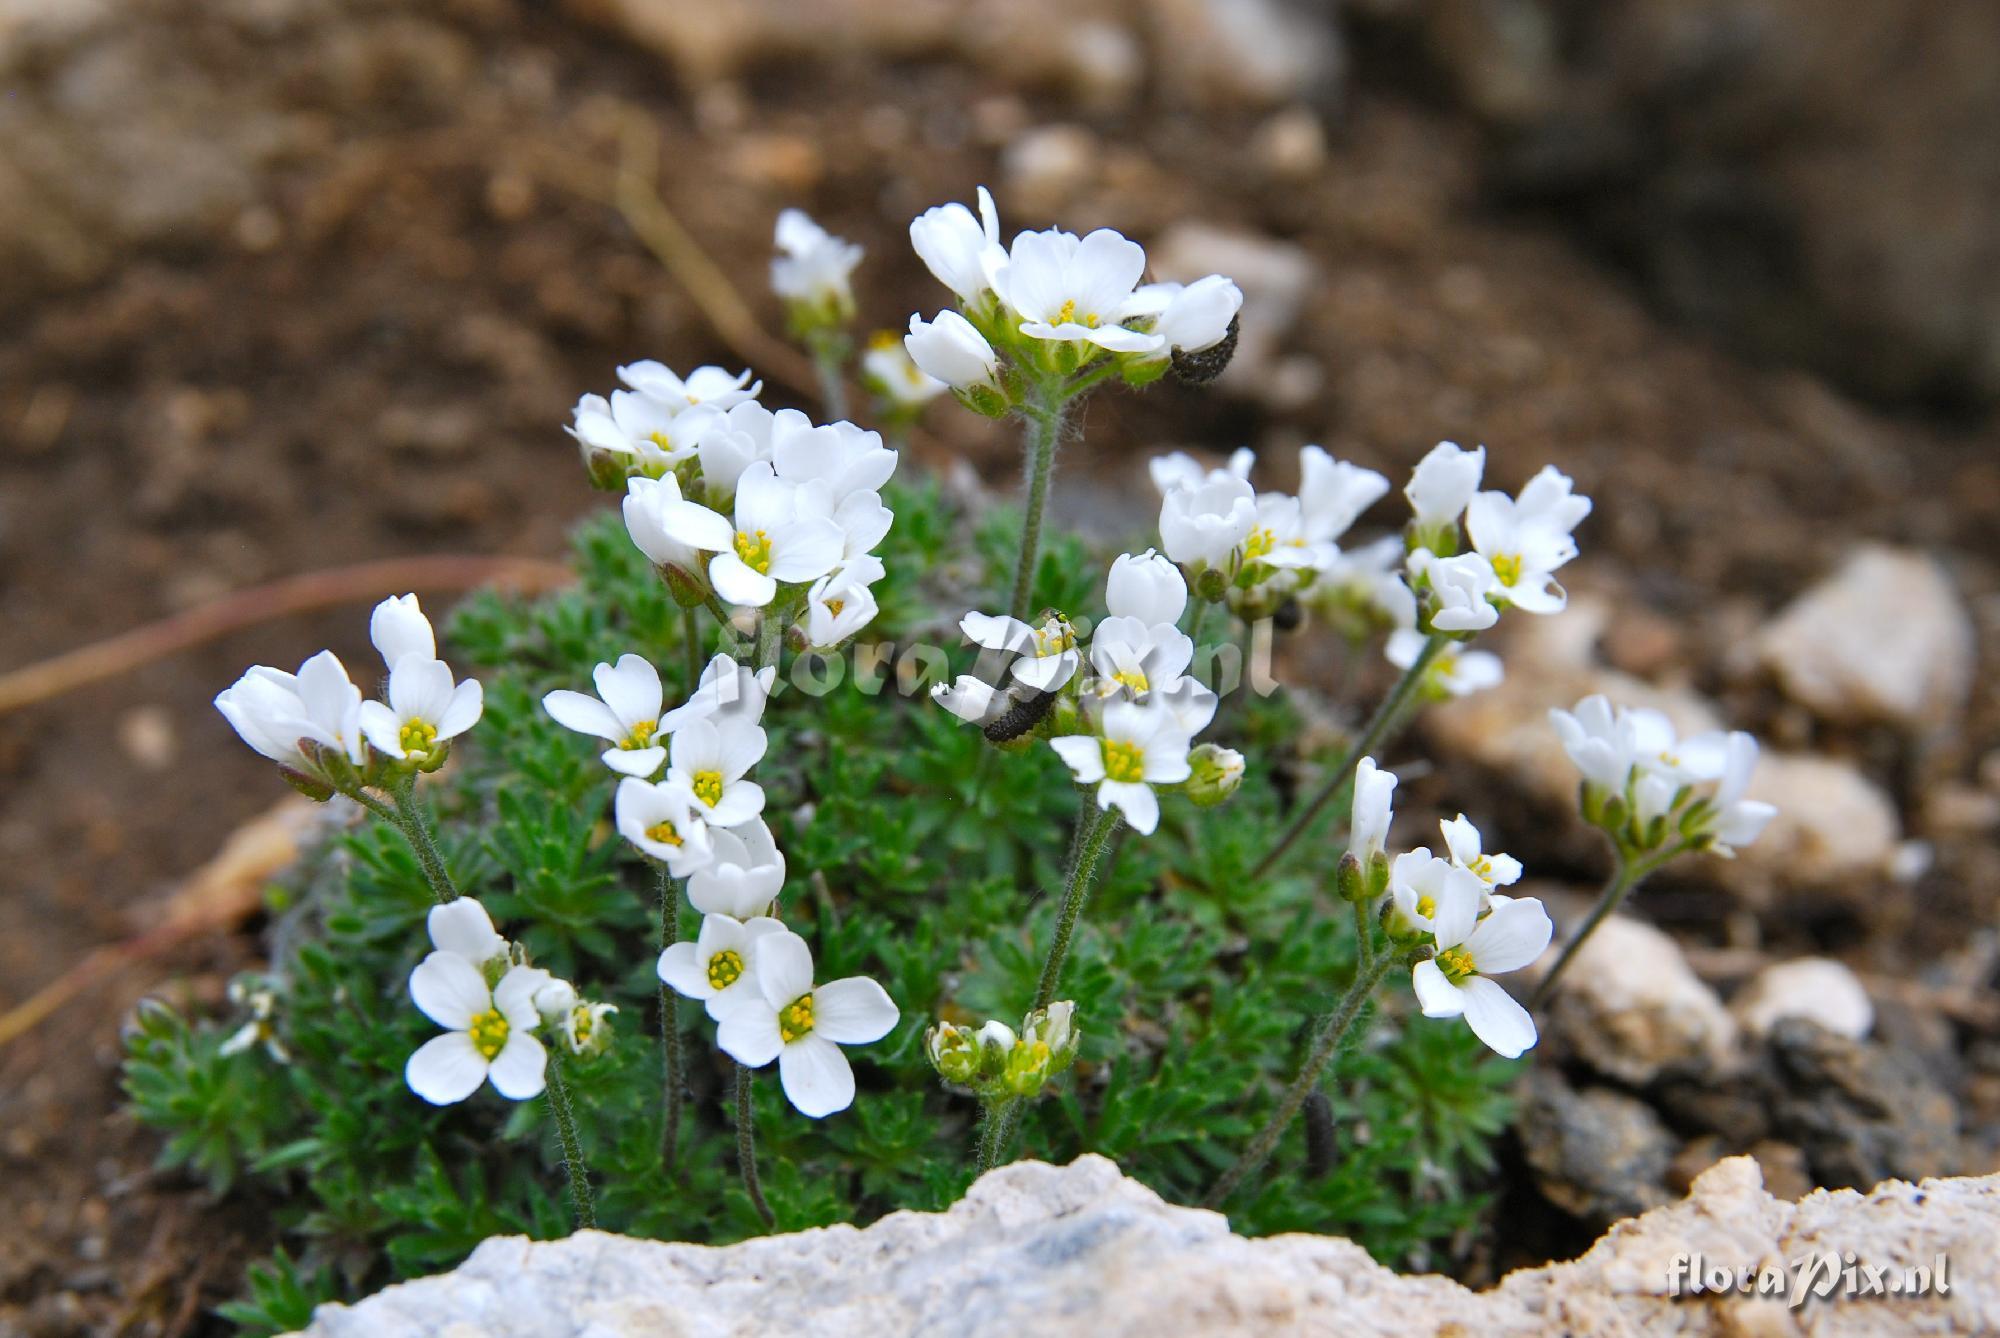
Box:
[1545,914,1740,1083]
[293,1154,2000,1336]
[1756,545,1974,730]
[1734,958,1875,1042]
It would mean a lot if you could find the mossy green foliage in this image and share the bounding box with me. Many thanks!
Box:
[124,481,1514,1332]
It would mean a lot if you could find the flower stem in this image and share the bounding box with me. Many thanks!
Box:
[681,604,705,694]
[807,328,850,421]
[1352,899,1374,971]
[975,1096,1014,1174]
[1531,841,1686,1006]
[656,861,684,1171]
[1202,950,1397,1209]
[1033,804,1121,1011]
[1007,387,1068,622]
[387,778,459,903]
[734,1061,776,1228]
[1249,632,1448,882]
[545,1052,595,1231]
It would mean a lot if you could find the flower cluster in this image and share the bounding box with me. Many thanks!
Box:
[545,649,898,1117]
[903,187,1245,414]
[405,898,616,1105]
[599,365,896,640]
[1345,758,1552,1059]
[1551,694,1778,858]
[215,594,483,798]
[925,1002,1080,1100]
[932,551,1241,834]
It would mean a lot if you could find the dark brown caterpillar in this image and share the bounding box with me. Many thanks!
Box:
[981,685,1059,743]
[1169,315,1240,386]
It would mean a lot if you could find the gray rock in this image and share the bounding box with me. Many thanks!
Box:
[1755,545,1975,731]
[1519,1069,1677,1226]
[1771,1018,1963,1190]
[293,1152,2000,1335]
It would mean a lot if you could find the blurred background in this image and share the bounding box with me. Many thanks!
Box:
[1,0,1996,1330]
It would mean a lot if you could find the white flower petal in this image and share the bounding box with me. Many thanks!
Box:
[485,1032,549,1099]
[754,930,815,1011]
[410,951,489,1030]
[778,1034,856,1118]
[717,1002,783,1068]
[406,1033,489,1105]
[1457,977,1538,1058]
[811,977,899,1045]
[1411,960,1465,1019]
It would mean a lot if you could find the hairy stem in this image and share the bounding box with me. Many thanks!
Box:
[1250,633,1448,882]
[1008,389,1068,622]
[1034,804,1121,1011]
[1531,842,1686,1006]
[656,861,684,1170]
[734,1061,776,1228]
[681,604,705,693]
[1202,951,1397,1209]
[975,1096,1015,1175]
[546,1053,595,1230]
[388,779,459,903]
[1352,899,1374,972]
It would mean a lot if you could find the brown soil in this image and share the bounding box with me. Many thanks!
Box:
[1,1,1995,1332]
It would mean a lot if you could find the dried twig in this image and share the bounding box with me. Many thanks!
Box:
[0,554,569,717]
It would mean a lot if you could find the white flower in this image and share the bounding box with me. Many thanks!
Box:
[624,473,716,586]
[687,819,787,919]
[1159,472,1258,569]
[1151,674,1219,737]
[405,955,549,1104]
[1623,709,1729,786]
[1309,535,1415,629]
[930,675,1005,725]
[529,974,578,1023]
[1410,884,1551,1059]
[694,401,778,503]
[1410,549,1501,632]
[662,654,775,733]
[769,409,899,501]
[961,609,1082,692]
[716,930,899,1118]
[1127,274,1242,360]
[666,714,767,827]
[1298,447,1389,545]
[1439,815,1522,887]
[560,1000,618,1056]
[770,208,861,314]
[215,651,368,775]
[1691,731,1778,856]
[1386,849,1487,937]
[904,310,1001,390]
[1106,549,1187,626]
[358,657,483,764]
[219,979,288,1063]
[569,390,719,476]
[427,897,507,967]
[1049,699,1194,835]
[1087,615,1193,700]
[1405,441,1485,533]
[995,228,1162,353]
[1464,465,1590,614]
[1350,756,1397,863]
[617,361,761,413]
[614,776,715,876]
[909,187,1005,305]
[370,594,436,670]
[861,333,946,408]
[804,554,883,648]
[1388,628,1503,696]
[668,463,847,608]
[542,653,670,778]
[1241,491,1330,574]
[1548,694,1634,791]
[1148,448,1252,496]
[659,913,789,1020]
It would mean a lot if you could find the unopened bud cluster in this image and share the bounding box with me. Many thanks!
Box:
[926,1002,1081,1100]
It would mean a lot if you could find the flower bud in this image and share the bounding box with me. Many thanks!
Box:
[1020,1001,1080,1073]
[925,1022,981,1086]
[1194,565,1231,604]
[958,383,1011,418]
[1186,744,1246,808]
[563,1001,617,1057]
[1002,1038,1054,1097]
[975,1020,1018,1079]
[277,765,337,803]
[659,561,711,610]
[583,446,629,491]
[1335,850,1368,903]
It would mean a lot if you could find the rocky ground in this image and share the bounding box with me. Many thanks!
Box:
[1,0,1996,1333]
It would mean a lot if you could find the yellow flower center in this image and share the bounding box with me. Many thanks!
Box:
[646,430,676,453]
[619,719,658,751]
[468,1007,509,1060]
[1032,617,1075,657]
[1054,298,1100,329]
[1112,669,1149,693]
[825,597,845,618]
[706,949,745,991]
[1436,946,1477,983]
[644,819,683,847]
[399,718,438,756]
[1416,894,1436,919]
[779,992,815,1043]
[692,769,724,807]
[1243,526,1276,561]
[1103,739,1145,784]
[1491,552,1523,587]
[572,1009,595,1043]
[734,529,774,574]
[1467,854,1493,879]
